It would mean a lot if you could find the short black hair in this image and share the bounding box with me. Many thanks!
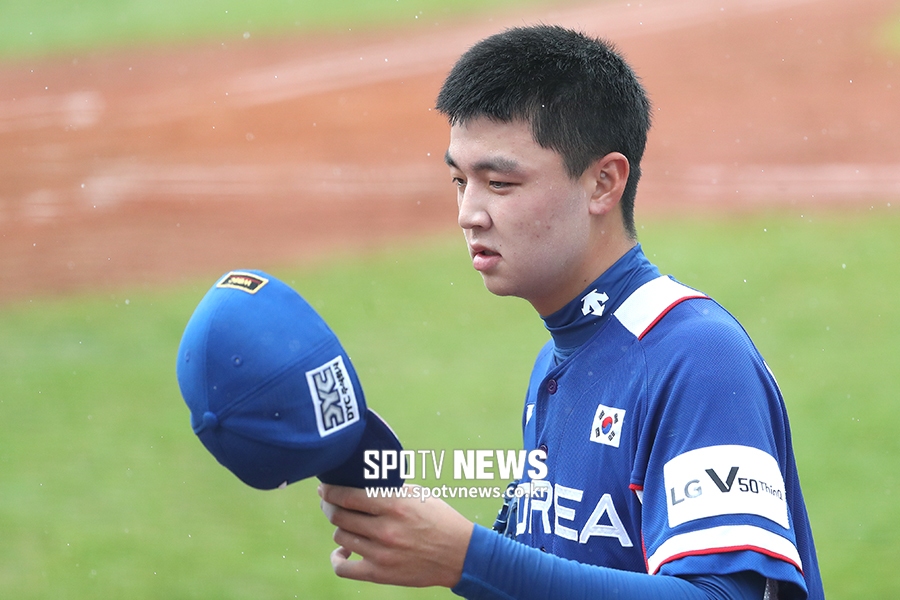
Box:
[435,25,651,238]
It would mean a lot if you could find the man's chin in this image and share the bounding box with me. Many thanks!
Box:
[481,276,516,299]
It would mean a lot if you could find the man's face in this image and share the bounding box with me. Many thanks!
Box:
[445,117,598,316]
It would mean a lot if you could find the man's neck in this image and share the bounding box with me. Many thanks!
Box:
[540,243,661,363]
[533,233,637,318]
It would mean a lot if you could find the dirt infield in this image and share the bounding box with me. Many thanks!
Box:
[0,0,897,301]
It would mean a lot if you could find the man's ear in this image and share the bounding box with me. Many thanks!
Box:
[585,152,630,216]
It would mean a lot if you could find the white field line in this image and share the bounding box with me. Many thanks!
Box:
[681,164,900,198]
[640,163,900,205]
[66,161,900,208]
[0,91,105,133]
[227,0,827,108]
[76,161,446,207]
[4,161,442,224]
[7,160,895,225]
[0,0,827,129]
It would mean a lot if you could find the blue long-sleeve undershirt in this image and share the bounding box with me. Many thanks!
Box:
[451,525,766,600]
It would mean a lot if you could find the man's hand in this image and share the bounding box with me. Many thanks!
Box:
[319,483,474,588]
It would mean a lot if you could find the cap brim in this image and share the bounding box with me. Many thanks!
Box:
[318,410,405,488]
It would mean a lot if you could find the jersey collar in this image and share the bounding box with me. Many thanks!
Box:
[542,244,660,363]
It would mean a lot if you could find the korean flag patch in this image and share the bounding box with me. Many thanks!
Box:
[590,403,626,448]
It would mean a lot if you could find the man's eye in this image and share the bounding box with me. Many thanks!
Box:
[452,177,466,188]
[489,181,510,190]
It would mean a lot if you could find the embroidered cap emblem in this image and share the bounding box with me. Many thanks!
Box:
[217,271,269,294]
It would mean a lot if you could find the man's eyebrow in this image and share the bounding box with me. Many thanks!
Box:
[444,150,458,169]
[443,151,521,174]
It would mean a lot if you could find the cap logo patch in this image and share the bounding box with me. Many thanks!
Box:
[217,271,269,294]
[306,356,360,437]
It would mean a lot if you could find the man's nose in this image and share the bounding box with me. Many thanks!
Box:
[457,186,491,230]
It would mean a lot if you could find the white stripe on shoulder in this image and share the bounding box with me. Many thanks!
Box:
[613,276,708,340]
[645,524,802,575]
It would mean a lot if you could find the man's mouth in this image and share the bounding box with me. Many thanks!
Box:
[470,244,501,272]
[470,242,498,257]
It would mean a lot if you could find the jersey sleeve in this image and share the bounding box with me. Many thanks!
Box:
[451,524,767,600]
[632,299,810,596]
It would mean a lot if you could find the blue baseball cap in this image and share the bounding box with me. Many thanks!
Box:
[176,270,404,490]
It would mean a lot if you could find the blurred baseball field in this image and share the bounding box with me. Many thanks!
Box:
[0,0,898,598]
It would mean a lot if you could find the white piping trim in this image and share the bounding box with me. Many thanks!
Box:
[646,525,802,575]
[614,276,707,339]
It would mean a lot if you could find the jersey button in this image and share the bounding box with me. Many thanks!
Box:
[546,379,558,394]
[539,443,548,455]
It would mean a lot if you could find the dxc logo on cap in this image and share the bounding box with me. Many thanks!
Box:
[307,356,360,437]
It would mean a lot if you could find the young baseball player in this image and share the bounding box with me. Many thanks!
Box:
[319,25,825,599]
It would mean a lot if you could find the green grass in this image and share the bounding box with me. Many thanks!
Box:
[0,0,569,60]
[1,206,898,598]
[878,7,900,53]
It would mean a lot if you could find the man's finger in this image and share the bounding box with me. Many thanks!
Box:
[321,498,381,539]
[330,546,354,576]
[333,526,377,558]
[331,546,379,583]
[319,483,388,515]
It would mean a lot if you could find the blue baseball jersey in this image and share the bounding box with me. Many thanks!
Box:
[479,245,823,599]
